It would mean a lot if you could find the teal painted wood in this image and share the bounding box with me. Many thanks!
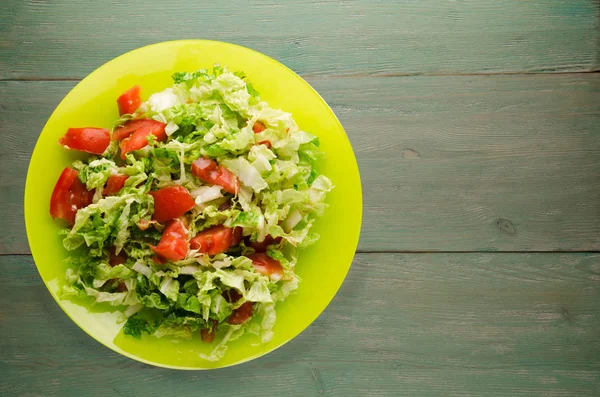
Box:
[1,0,598,79]
[2,3,600,394]
[1,253,599,396]
[2,74,599,254]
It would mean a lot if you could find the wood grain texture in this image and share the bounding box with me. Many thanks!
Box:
[1,253,599,396]
[1,0,598,79]
[3,1,600,395]
[317,74,600,252]
[2,74,600,253]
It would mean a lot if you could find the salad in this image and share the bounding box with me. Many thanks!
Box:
[49,65,332,361]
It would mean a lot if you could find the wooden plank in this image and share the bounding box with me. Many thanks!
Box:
[1,253,599,396]
[316,74,600,251]
[0,81,74,255]
[1,0,598,79]
[2,74,600,253]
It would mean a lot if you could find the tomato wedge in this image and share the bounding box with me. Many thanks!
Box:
[59,128,110,155]
[247,253,284,279]
[103,174,129,196]
[215,167,240,195]
[112,119,159,141]
[252,121,266,134]
[191,157,218,180]
[152,255,165,265]
[247,235,282,253]
[218,200,232,211]
[228,302,253,324]
[191,157,240,195]
[69,177,94,209]
[223,289,242,303]
[50,167,79,224]
[117,85,141,116]
[151,219,189,261]
[190,225,234,255]
[50,167,93,224]
[231,227,243,247]
[120,120,167,159]
[201,320,218,343]
[149,186,195,223]
[109,248,128,266]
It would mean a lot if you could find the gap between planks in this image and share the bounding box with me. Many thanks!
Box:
[2,70,599,82]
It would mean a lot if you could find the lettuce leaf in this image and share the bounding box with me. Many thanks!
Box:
[58,64,331,362]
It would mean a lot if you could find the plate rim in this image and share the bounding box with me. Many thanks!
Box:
[24,39,362,370]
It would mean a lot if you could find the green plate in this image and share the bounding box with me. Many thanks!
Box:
[24,40,362,369]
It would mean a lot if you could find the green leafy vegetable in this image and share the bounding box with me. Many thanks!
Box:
[57,65,332,361]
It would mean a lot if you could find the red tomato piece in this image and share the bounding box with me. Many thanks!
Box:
[59,128,110,155]
[149,186,195,223]
[218,199,232,211]
[252,121,266,134]
[191,157,218,181]
[50,167,79,224]
[120,120,167,159]
[115,282,128,292]
[50,167,94,225]
[257,140,272,149]
[223,289,243,303]
[247,235,282,253]
[151,219,189,261]
[109,248,128,267]
[117,85,142,116]
[214,167,240,195]
[152,255,165,265]
[200,320,218,343]
[112,119,146,141]
[191,157,240,195]
[190,225,234,255]
[69,177,94,210]
[162,218,188,239]
[103,174,129,196]
[230,227,243,247]
[228,302,254,324]
[247,253,284,279]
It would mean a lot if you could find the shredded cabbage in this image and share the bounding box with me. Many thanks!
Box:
[57,65,332,361]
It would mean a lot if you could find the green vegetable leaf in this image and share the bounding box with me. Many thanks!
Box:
[57,63,332,360]
[123,314,157,339]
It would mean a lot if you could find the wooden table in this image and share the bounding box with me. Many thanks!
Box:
[2,1,599,396]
